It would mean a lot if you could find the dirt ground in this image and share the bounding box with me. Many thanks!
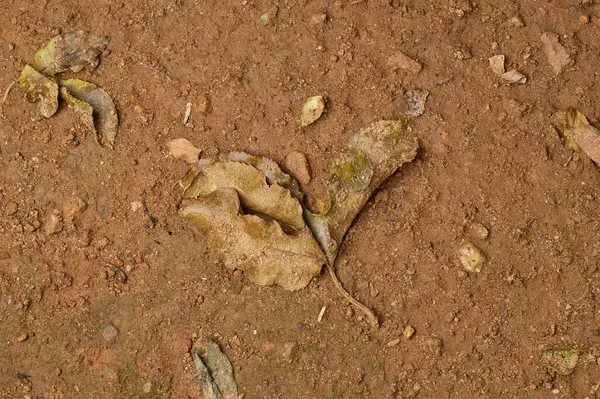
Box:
[2,0,600,398]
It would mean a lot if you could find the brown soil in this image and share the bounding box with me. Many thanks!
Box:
[2,0,600,398]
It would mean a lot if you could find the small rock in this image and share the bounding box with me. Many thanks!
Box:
[5,202,18,216]
[387,51,422,74]
[142,381,152,394]
[281,342,296,362]
[509,16,525,27]
[131,201,144,212]
[93,235,110,250]
[55,367,62,376]
[405,89,429,117]
[8,43,15,51]
[403,325,415,339]
[385,338,401,347]
[488,55,506,76]
[468,223,489,239]
[310,13,327,25]
[300,96,325,127]
[579,15,590,24]
[63,197,87,220]
[44,210,63,235]
[198,94,211,113]
[453,45,472,60]
[285,151,311,184]
[17,333,28,342]
[263,341,276,351]
[412,383,421,392]
[458,243,486,273]
[102,324,119,344]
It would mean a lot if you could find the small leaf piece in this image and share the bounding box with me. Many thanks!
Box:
[191,339,239,399]
[540,32,571,76]
[58,79,118,149]
[305,119,419,263]
[19,65,59,120]
[184,161,305,230]
[542,349,581,375]
[167,138,202,164]
[301,96,325,127]
[33,31,109,76]
[181,188,324,291]
[59,87,95,133]
[561,108,600,164]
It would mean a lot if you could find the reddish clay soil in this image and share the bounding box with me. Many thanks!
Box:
[2,0,600,398]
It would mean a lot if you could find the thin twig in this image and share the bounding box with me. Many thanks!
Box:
[2,81,16,104]
[327,261,379,328]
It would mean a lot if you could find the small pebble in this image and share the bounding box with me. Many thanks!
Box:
[8,43,15,51]
[143,381,152,393]
[468,223,489,239]
[403,325,415,339]
[285,151,311,184]
[5,202,18,216]
[55,367,62,376]
[310,13,327,25]
[44,210,63,235]
[458,243,486,273]
[17,333,28,342]
[509,16,525,27]
[102,324,119,344]
[579,15,590,24]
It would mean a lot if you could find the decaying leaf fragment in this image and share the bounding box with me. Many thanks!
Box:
[184,161,305,230]
[181,188,324,291]
[540,32,571,76]
[488,55,527,84]
[191,339,239,399]
[59,87,95,132]
[58,78,118,149]
[542,349,581,376]
[304,119,419,263]
[19,65,59,120]
[167,138,202,164]
[33,31,109,76]
[301,95,325,127]
[560,108,600,164]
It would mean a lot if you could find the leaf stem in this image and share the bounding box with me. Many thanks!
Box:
[327,260,379,328]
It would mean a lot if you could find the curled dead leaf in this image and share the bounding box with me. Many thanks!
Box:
[184,161,306,231]
[301,95,325,127]
[167,138,202,164]
[60,87,95,132]
[58,79,118,149]
[181,188,324,291]
[191,339,239,399]
[19,65,59,120]
[33,31,109,76]
[305,119,419,263]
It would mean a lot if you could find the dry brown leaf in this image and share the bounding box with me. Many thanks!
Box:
[167,138,202,164]
[561,108,600,163]
[540,32,571,76]
[191,339,239,399]
[181,188,324,291]
[33,31,109,76]
[60,87,95,133]
[58,78,118,148]
[19,65,59,120]
[184,161,305,231]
